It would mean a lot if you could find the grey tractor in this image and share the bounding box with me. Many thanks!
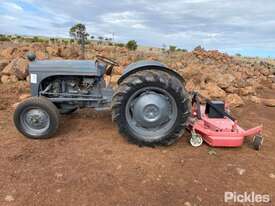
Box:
[13,53,190,146]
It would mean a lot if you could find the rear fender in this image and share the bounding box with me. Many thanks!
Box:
[118,60,184,84]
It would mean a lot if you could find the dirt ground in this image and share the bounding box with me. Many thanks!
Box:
[0,83,274,206]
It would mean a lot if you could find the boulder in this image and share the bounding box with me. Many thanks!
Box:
[239,86,256,96]
[19,93,31,101]
[0,60,9,72]
[199,83,226,99]
[60,47,79,58]
[250,96,261,104]
[14,58,29,80]
[46,47,59,57]
[225,94,244,108]
[0,47,16,59]
[2,58,29,80]
[225,86,238,94]
[262,98,275,107]
[185,79,199,92]
[1,60,15,75]
[260,68,270,76]
[1,75,18,84]
[112,66,123,75]
[215,73,235,89]
[36,51,47,60]
[181,64,202,79]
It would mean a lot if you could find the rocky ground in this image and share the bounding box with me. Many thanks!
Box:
[1,41,275,107]
[0,42,275,205]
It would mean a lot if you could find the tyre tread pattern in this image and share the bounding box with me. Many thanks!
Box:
[112,70,190,146]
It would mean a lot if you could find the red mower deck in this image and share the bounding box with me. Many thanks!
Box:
[187,93,263,150]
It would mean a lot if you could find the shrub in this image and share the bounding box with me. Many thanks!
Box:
[126,40,138,51]
[0,34,10,41]
[115,43,125,47]
[169,45,177,52]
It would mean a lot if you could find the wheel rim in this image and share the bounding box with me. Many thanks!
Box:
[20,107,50,136]
[125,87,178,141]
[190,133,203,147]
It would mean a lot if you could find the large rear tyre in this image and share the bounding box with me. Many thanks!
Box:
[112,70,190,146]
[13,97,60,139]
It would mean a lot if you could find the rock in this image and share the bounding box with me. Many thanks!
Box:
[60,47,79,58]
[1,75,18,84]
[55,172,63,178]
[225,86,238,93]
[183,201,192,206]
[46,47,59,57]
[1,75,9,83]
[216,73,235,89]
[250,96,261,104]
[271,84,275,90]
[2,58,29,80]
[1,60,15,75]
[12,102,20,108]
[200,83,226,99]
[10,75,18,82]
[185,79,197,92]
[0,47,16,59]
[181,64,202,79]
[239,86,256,96]
[269,173,275,179]
[4,195,14,202]
[260,68,270,76]
[225,94,244,108]
[236,167,246,175]
[36,51,47,60]
[0,60,9,71]
[14,58,29,80]
[262,99,275,107]
[26,75,30,82]
[208,149,217,155]
[112,66,123,75]
[19,93,31,101]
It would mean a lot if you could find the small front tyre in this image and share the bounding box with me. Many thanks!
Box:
[13,97,60,139]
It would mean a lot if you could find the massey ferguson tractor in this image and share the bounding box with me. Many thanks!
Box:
[13,53,263,149]
[14,54,190,146]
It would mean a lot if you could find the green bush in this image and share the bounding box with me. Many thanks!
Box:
[115,43,125,47]
[0,34,10,41]
[169,45,177,52]
[126,40,138,51]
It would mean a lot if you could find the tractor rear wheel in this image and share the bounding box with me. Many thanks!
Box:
[112,70,190,146]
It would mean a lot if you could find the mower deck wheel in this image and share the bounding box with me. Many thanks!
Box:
[253,135,263,150]
[190,132,203,147]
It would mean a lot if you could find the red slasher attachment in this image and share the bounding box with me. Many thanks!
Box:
[187,93,263,150]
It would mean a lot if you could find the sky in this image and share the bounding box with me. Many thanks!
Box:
[0,0,275,57]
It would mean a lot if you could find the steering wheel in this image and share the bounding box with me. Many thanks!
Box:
[96,55,119,67]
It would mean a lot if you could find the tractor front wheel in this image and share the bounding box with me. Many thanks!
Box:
[112,70,190,146]
[13,97,60,139]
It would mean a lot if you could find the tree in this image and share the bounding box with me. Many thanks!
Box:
[126,40,138,51]
[169,45,177,52]
[69,23,89,59]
